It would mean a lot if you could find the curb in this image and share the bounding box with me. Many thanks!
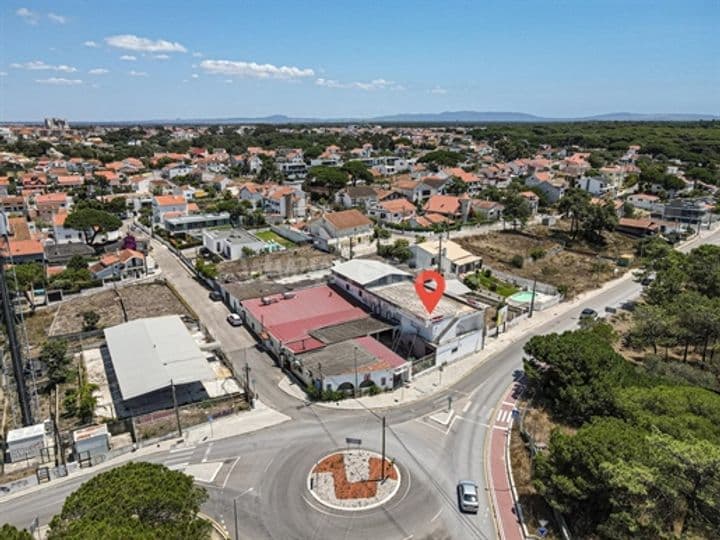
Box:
[198,511,230,539]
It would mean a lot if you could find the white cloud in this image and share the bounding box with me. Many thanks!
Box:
[36,77,82,85]
[224,79,233,84]
[128,70,148,77]
[191,73,199,79]
[315,77,402,91]
[10,61,77,73]
[0,72,8,77]
[120,55,137,61]
[192,52,203,58]
[200,59,314,79]
[152,54,170,60]
[106,34,187,53]
[48,13,67,24]
[88,68,109,75]
[84,40,99,48]
[430,86,448,95]
[16,7,39,24]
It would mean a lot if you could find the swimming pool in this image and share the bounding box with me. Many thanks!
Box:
[509,291,535,304]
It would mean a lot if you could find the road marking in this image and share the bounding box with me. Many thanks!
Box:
[236,487,254,498]
[169,446,195,454]
[455,416,490,428]
[263,455,275,474]
[201,443,213,463]
[502,400,516,407]
[167,462,188,470]
[222,457,241,490]
[431,509,442,523]
[492,425,508,431]
[462,400,472,414]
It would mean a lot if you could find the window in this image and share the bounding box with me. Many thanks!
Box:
[359,291,363,297]
[345,284,349,291]
[451,347,458,354]
[381,377,386,386]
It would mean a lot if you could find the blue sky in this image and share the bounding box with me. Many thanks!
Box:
[1,1,718,121]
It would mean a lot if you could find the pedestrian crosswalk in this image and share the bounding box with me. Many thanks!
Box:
[496,408,514,424]
[162,446,197,472]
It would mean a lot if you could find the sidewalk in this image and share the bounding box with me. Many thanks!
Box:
[0,400,290,504]
[486,384,524,540]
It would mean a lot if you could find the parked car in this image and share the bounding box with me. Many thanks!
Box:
[209,290,223,302]
[457,481,479,513]
[226,313,243,327]
[579,307,598,319]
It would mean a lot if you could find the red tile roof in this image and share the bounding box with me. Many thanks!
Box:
[423,194,462,216]
[0,239,44,257]
[243,285,368,353]
[323,209,372,230]
[154,195,186,206]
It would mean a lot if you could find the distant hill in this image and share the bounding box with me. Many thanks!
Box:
[48,110,720,126]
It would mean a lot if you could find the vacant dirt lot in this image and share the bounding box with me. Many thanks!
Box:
[49,289,124,337]
[218,246,336,282]
[117,282,193,321]
[457,221,639,297]
[48,281,192,337]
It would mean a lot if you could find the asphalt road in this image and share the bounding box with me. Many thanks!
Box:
[3,226,718,539]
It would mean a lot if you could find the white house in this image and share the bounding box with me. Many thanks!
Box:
[89,249,146,280]
[152,194,187,224]
[410,239,482,276]
[578,176,616,197]
[330,261,486,367]
[308,209,374,256]
[202,229,269,261]
[626,193,664,213]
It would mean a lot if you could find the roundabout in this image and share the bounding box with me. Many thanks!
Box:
[307,449,401,511]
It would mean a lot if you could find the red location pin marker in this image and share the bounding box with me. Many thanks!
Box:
[414,270,446,315]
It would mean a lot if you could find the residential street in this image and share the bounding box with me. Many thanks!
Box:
[2,225,719,540]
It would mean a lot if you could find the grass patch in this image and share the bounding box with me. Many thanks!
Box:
[465,271,519,297]
[255,230,296,248]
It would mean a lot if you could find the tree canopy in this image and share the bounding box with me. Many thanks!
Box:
[64,208,122,246]
[48,462,210,539]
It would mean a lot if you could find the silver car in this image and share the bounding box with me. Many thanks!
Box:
[457,480,479,513]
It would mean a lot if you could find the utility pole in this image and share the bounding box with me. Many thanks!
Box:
[437,230,443,274]
[170,379,182,438]
[353,347,358,398]
[233,498,239,540]
[528,278,537,318]
[318,363,323,396]
[380,416,386,481]
[244,362,253,408]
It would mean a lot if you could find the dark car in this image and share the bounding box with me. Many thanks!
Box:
[457,481,479,513]
[209,290,223,302]
[580,307,598,319]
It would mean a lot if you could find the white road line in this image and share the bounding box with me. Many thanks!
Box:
[430,509,442,523]
[462,400,472,414]
[263,455,275,474]
[456,416,490,428]
[164,455,193,465]
[169,447,195,454]
[492,425,508,431]
[201,443,213,463]
[167,462,188,470]
[222,457,241,490]
[502,400,516,407]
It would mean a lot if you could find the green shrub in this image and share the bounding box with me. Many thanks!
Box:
[529,247,546,261]
[511,255,524,268]
[483,268,492,277]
